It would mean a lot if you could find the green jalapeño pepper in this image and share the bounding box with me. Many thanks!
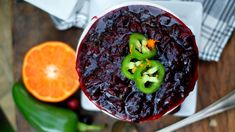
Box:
[121,54,142,80]
[12,82,106,132]
[134,60,165,94]
[129,33,157,60]
[12,82,78,132]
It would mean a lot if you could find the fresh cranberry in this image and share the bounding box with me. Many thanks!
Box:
[67,98,79,110]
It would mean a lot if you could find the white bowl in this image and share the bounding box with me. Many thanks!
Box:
[76,1,199,121]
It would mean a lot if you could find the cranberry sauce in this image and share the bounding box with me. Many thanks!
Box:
[76,5,198,122]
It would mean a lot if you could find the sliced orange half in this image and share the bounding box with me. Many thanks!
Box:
[22,41,79,102]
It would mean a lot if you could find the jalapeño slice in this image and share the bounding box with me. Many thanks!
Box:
[129,33,157,60]
[121,54,142,80]
[134,60,165,94]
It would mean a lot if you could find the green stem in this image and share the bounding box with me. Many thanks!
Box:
[77,122,107,132]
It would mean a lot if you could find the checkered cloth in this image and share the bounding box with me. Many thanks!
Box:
[52,0,235,61]
[182,0,235,61]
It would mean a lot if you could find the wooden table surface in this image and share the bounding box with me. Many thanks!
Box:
[0,0,15,129]
[13,1,235,132]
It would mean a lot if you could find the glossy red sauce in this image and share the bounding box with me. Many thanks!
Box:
[76,5,198,122]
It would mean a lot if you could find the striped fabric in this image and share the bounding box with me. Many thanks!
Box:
[181,0,235,61]
[51,0,235,61]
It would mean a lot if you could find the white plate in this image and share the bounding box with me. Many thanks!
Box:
[81,0,202,117]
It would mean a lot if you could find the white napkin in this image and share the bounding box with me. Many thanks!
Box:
[24,0,83,20]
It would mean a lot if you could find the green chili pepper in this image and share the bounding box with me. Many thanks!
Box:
[12,82,106,132]
[129,33,157,60]
[121,54,142,80]
[134,60,165,94]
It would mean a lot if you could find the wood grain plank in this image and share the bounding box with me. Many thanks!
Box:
[0,0,13,97]
[0,0,15,129]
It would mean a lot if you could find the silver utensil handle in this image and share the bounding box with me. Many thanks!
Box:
[156,89,235,132]
[156,106,233,132]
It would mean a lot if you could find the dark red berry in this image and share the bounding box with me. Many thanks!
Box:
[67,98,79,110]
